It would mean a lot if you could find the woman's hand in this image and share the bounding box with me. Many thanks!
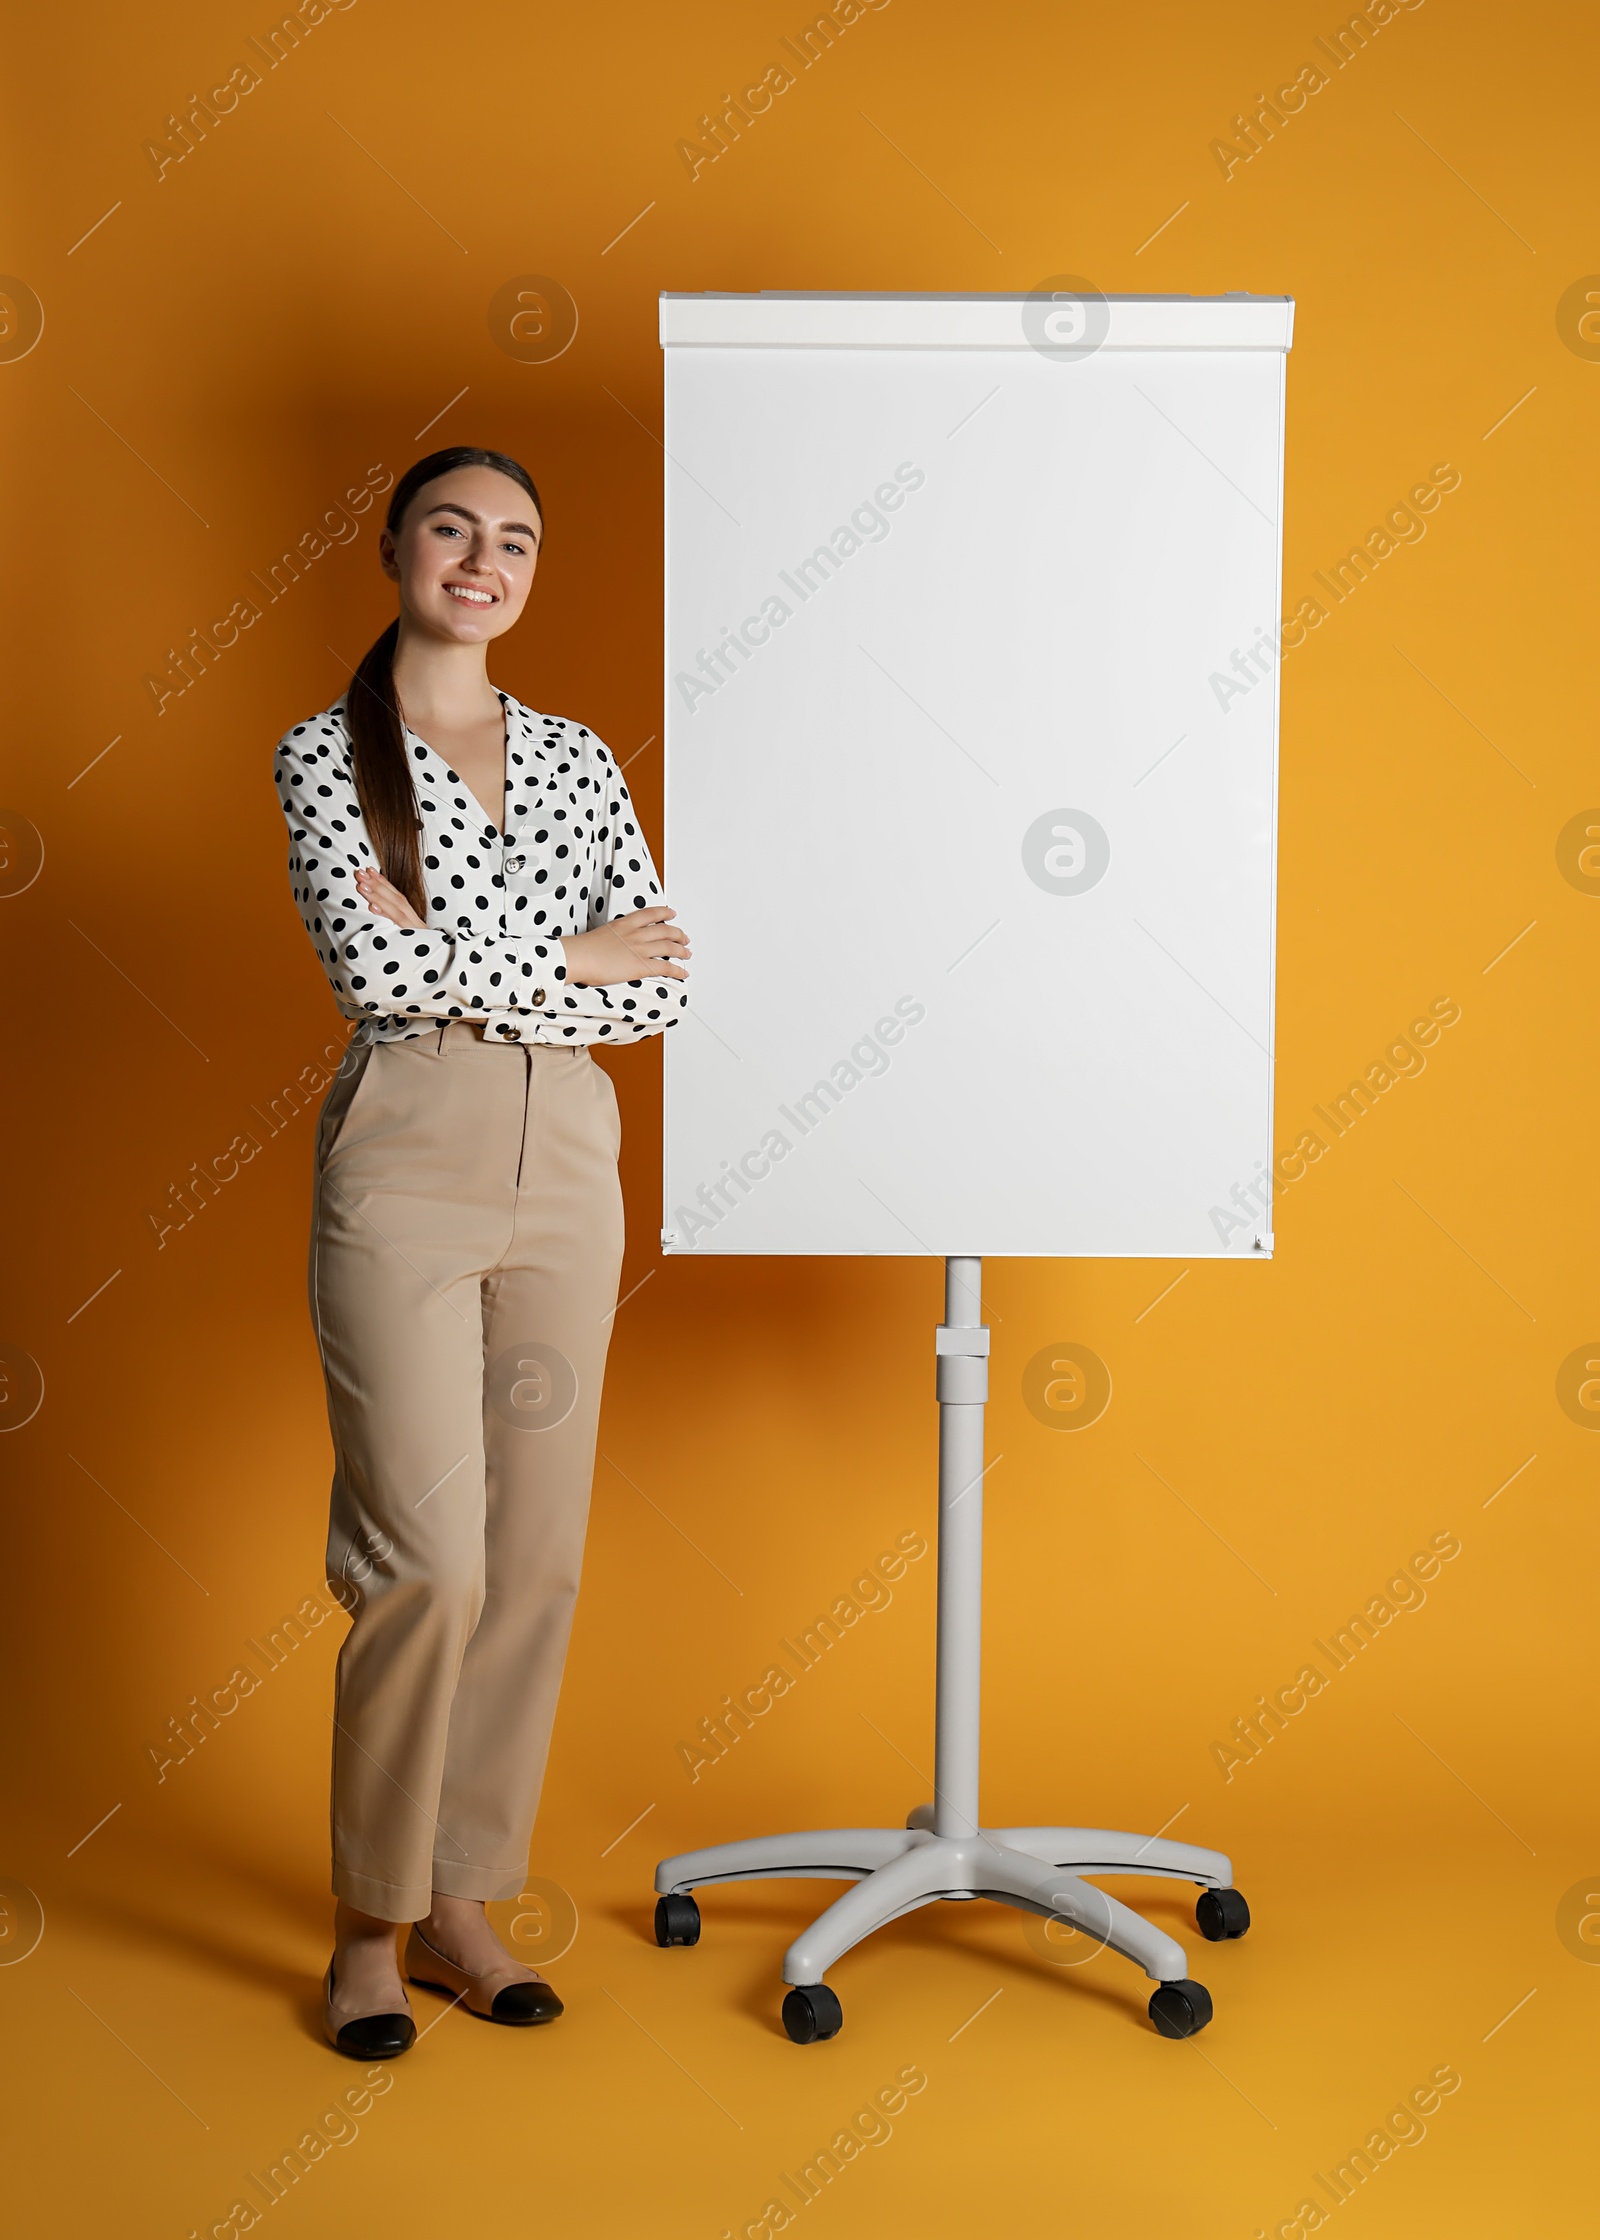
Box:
[352,873,690,989]
[355,866,427,930]
[561,906,691,987]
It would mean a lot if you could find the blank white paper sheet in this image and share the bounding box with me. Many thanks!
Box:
[659,290,1292,1258]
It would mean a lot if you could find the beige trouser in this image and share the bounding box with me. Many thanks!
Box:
[308,1018,625,1921]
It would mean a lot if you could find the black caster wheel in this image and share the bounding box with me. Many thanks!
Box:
[782,1984,843,2044]
[1196,1887,1251,1942]
[654,1893,701,1947]
[1148,1978,1213,2039]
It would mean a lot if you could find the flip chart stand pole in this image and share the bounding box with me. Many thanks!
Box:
[933,1254,985,1840]
[652,1257,1253,2044]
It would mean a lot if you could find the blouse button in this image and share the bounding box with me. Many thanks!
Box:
[531,986,546,1005]
[504,852,526,873]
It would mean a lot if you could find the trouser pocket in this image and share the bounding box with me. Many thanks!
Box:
[316,1040,376,1167]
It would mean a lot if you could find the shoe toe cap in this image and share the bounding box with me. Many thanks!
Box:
[490,1980,563,2025]
[334,2012,417,2059]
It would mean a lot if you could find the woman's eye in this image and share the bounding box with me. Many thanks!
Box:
[503,541,526,557]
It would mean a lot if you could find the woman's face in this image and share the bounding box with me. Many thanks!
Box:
[379,464,542,646]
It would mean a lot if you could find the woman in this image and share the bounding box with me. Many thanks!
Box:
[273,445,690,2058]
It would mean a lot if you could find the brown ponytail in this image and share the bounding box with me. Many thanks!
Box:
[347,618,426,915]
[345,444,544,921]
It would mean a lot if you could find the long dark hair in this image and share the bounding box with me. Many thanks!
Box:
[348,445,543,916]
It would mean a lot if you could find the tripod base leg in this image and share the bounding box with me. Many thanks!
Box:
[655,1827,909,1895]
[967,1843,1188,1983]
[989,1824,1233,1889]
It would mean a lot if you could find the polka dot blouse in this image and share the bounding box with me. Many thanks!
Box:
[273,690,688,1047]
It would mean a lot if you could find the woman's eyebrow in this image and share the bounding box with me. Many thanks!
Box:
[422,502,541,540]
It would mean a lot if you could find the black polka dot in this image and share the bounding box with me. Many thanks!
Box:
[272,692,686,1054]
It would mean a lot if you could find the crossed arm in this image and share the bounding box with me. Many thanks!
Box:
[352,866,691,987]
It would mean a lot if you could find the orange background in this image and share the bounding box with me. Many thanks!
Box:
[3,0,1594,2232]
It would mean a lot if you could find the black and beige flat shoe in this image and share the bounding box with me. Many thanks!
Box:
[404,1923,563,2026]
[322,1957,416,2059]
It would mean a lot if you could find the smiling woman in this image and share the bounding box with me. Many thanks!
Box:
[270,442,692,2063]
[344,446,546,904]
